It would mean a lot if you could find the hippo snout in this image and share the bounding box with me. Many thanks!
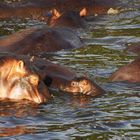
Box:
[60,77,105,96]
[31,94,46,104]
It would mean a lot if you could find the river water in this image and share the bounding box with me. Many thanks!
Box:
[0,0,140,140]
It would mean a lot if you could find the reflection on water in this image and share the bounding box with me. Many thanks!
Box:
[0,125,36,137]
[0,99,40,117]
[0,0,140,139]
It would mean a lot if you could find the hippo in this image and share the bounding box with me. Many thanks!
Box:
[18,55,106,96]
[0,0,121,20]
[0,52,105,97]
[0,54,51,103]
[59,77,105,96]
[0,26,83,55]
[48,8,87,28]
[109,57,140,83]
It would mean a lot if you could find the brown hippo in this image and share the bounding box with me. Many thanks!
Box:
[0,0,120,20]
[59,77,105,96]
[109,57,140,83]
[0,26,83,54]
[0,54,51,103]
[0,52,105,97]
[19,55,106,97]
[48,8,87,28]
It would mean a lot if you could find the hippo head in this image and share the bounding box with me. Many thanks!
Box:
[60,77,105,96]
[48,8,87,28]
[0,56,50,104]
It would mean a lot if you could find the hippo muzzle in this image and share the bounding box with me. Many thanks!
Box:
[60,77,106,96]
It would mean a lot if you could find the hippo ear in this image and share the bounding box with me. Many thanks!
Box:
[51,8,61,18]
[7,60,24,79]
[17,60,24,70]
[81,79,88,85]
[29,75,39,86]
[79,8,87,17]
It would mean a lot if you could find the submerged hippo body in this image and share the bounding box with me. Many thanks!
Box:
[0,54,51,103]
[0,27,83,55]
[109,57,140,83]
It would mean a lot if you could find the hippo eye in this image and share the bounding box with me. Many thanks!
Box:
[71,81,77,86]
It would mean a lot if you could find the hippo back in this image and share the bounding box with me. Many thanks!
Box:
[0,27,83,55]
[109,57,140,82]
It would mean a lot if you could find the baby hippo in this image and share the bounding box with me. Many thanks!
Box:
[60,77,106,96]
[0,55,50,103]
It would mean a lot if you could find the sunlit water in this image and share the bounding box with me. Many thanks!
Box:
[0,1,140,140]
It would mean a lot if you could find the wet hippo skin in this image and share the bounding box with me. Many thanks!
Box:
[0,27,83,54]
[109,57,140,83]
[0,54,51,104]
[59,77,106,96]
[48,9,87,28]
[14,54,105,97]
[0,52,106,96]
[0,0,120,19]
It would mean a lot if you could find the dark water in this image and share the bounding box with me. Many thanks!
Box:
[0,1,140,140]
